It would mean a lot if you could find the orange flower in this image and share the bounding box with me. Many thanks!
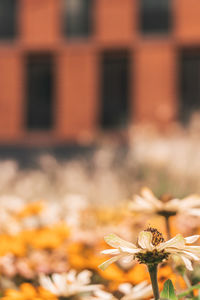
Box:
[17,202,44,218]
[127,264,149,285]
[0,234,26,257]
[98,263,126,284]
[26,224,69,250]
[1,283,58,300]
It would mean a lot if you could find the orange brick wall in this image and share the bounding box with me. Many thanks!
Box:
[175,0,200,44]
[0,0,199,143]
[20,0,60,48]
[134,42,177,124]
[0,50,23,141]
[56,47,97,141]
[95,0,136,44]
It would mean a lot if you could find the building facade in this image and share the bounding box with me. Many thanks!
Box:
[0,0,200,143]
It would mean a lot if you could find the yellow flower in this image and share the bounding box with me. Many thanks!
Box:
[28,224,69,250]
[1,283,58,300]
[17,201,44,218]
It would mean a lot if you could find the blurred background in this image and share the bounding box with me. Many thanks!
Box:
[1,0,200,143]
[0,0,200,192]
[0,0,200,297]
[1,0,200,195]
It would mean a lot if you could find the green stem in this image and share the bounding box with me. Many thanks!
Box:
[177,283,200,298]
[165,216,171,239]
[147,264,160,300]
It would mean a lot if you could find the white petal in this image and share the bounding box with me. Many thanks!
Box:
[186,209,200,217]
[182,250,200,261]
[184,246,200,256]
[99,254,124,270]
[181,195,200,208]
[141,187,162,209]
[39,275,59,295]
[119,246,140,254]
[179,255,193,271]
[104,234,137,249]
[165,199,180,211]
[52,274,67,292]
[78,284,102,293]
[66,270,76,283]
[77,270,92,285]
[184,235,200,244]
[94,289,114,300]
[118,283,132,295]
[132,281,149,292]
[121,255,134,263]
[122,283,152,300]
[138,231,153,250]
[131,195,156,211]
[101,249,120,255]
[158,234,185,251]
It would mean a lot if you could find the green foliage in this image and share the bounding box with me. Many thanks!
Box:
[160,280,178,300]
[177,283,200,299]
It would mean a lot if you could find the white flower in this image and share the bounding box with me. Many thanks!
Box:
[39,269,101,297]
[119,281,153,300]
[80,289,117,300]
[99,229,200,271]
[129,187,200,217]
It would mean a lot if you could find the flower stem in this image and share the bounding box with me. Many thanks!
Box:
[147,264,160,300]
[165,216,171,239]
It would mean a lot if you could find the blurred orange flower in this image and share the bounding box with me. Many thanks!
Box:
[1,283,57,300]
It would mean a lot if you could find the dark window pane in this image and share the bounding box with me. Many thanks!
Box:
[26,54,54,130]
[0,0,17,39]
[63,0,92,38]
[179,50,200,123]
[140,0,171,34]
[101,51,130,129]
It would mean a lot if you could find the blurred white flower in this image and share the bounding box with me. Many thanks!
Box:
[0,210,21,234]
[0,195,25,213]
[129,187,200,217]
[99,229,200,271]
[63,193,88,228]
[81,289,117,300]
[0,160,18,190]
[119,281,152,300]
[39,269,101,297]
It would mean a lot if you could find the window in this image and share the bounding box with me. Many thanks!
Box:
[26,54,54,130]
[140,0,171,34]
[63,0,92,38]
[0,0,17,39]
[100,51,130,129]
[179,50,200,123]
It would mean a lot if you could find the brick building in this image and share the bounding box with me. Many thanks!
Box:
[0,0,200,144]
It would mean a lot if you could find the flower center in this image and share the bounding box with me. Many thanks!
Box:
[145,227,164,246]
[160,193,173,203]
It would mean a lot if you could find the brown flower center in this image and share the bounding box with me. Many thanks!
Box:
[160,193,173,203]
[145,227,164,246]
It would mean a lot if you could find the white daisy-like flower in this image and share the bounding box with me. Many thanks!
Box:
[129,187,200,217]
[39,269,101,297]
[99,228,200,271]
[80,289,117,300]
[119,281,153,300]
